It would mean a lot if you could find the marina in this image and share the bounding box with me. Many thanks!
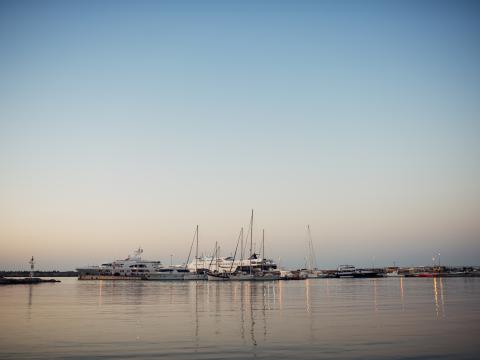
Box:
[72,247,479,282]
[72,212,480,283]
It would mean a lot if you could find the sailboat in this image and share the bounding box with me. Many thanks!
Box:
[184,225,207,280]
[207,242,230,281]
[252,228,280,281]
[229,213,255,281]
[300,225,324,278]
[230,210,279,281]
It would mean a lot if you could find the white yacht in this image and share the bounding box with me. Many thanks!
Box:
[76,248,162,278]
[187,253,277,274]
[144,266,190,280]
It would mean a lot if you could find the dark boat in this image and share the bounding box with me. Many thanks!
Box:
[336,265,383,278]
[206,270,230,281]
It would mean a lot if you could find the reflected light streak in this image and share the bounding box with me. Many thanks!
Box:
[433,277,439,318]
[399,277,404,311]
[98,280,103,306]
[305,279,311,313]
[439,277,445,318]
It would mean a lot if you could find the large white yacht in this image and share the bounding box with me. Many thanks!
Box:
[76,248,163,277]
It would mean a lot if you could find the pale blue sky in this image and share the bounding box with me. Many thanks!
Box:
[1,0,479,269]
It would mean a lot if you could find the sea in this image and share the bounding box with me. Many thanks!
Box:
[1,277,479,359]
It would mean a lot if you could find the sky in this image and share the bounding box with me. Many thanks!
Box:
[1,0,479,270]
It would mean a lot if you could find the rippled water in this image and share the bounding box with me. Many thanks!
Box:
[1,277,479,359]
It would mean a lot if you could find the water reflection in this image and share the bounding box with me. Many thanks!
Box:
[433,277,446,319]
[3,278,479,359]
[250,283,257,346]
[305,279,311,312]
[26,284,33,321]
[194,282,199,350]
[400,277,404,311]
[439,277,445,317]
[98,280,103,306]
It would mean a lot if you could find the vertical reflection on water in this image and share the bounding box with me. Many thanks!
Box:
[249,282,257,347]
[279,280,283,310]
[98,280,103,307]
[305,279,311,313]
[262,283,267,341]
[214,282,221,336]
[272,281,276,307]
[400,277,405,311]
[305,279,316,343]
[433,277,439,318]
[373,279,378,313]
[193,281,200,354]
[240,282,246,344]
[433,277,446,319]
[27,284,33,321]
[439,277,445,318]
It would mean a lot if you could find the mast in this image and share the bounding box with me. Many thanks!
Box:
[306,224,317,270]
[208,241,217,271]
[229,228,243,273]
[262,229,265,259]
[195,225,199,273]
[215,241,218,272]
[217,244,221,272]
[240,227,244,262]
[185,226,197,270]
[262,229,265,271]
[250,209,253,274]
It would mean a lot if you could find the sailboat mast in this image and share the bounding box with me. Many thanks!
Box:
[215,241,218,272]
[262,229,265,271]
[307,224,317,270]
[307,224,311,270]
[195,224,199,273]
[250,209,253,274]
[262,229,265,259]
[240,227,244,262]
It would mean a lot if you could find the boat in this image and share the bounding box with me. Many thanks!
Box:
[252,270,281,281]
[186,253,277,274]
[76,247,162,279]
[180,225,208,280]
[385,270,404,277]
[143,225,209,281]
[301,225,324,278]
[206,241,231,280]
[336,265,356,278]
[336,265,382,278]
[207,271,230,281]
[144,266,191,280]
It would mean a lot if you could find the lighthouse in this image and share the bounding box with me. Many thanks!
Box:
[29,256,35,278]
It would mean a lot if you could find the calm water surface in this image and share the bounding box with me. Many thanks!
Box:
[1,277,479,359]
